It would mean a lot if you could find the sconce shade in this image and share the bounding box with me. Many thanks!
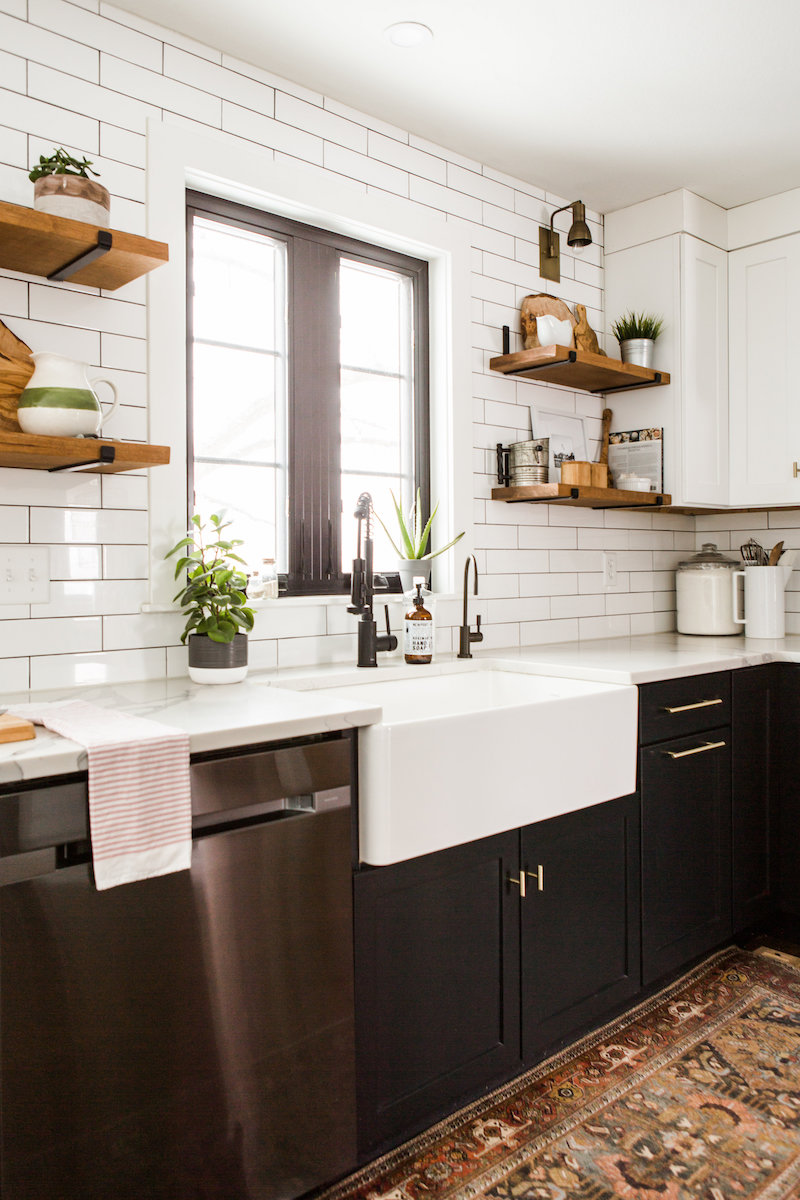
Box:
[539,200,592,282]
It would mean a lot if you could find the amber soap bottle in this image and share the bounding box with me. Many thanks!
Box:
[404,582,433,664]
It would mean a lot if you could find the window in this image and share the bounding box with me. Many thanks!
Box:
[187,192,429,595]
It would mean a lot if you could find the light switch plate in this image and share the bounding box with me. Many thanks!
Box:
[0,546,51,605]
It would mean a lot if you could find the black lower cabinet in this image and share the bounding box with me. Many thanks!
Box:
[520,795,641,1063]
[778,663,800,917]
[640,727,732,984]
[353,797,641,1157]
[732,664,779,931]
[353,831,521,1158]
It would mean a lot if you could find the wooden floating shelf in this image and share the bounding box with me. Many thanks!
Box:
[0,432,170,473]
[489,344,670,394]
[491,482,672,509]
[0,200,169,290]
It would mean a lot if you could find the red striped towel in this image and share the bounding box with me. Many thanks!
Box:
[11,700,191,891]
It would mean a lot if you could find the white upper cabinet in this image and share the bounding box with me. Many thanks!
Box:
[604,229,728,508]
[728,233,800,506]
[606,187,800,510]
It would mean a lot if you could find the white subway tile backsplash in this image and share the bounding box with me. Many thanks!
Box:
[29,507,147,545]
[2,658,29,689]
[4,0,788,687]
[30,646,166,688]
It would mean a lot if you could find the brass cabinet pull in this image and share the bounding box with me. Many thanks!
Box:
[794,462,799,478]
[526,865,545,892]
[664,740,726,759]
[662,698,723,714]
[507,872,526,898]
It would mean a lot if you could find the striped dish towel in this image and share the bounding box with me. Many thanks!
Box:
[11,700,192,891]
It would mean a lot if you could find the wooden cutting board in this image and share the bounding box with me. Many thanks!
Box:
[520,293,576,350]
[0,317,34,434]
[0,714,35,743]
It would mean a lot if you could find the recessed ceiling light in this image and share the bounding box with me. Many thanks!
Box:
[385,21,434,47]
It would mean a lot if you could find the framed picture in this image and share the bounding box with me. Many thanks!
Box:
[529,405,588,483]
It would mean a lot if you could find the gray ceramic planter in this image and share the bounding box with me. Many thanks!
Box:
[188,632,248,684]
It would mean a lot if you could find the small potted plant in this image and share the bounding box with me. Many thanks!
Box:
[610,310,664,368]
[166,513,255,684]
[29,148,110,227]
[376,488,464,592]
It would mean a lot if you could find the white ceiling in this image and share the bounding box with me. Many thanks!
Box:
[115,0,800,214]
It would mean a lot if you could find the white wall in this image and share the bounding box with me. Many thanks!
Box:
[0,0,694,691]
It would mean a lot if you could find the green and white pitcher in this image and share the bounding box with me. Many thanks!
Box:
[17,352,119,438]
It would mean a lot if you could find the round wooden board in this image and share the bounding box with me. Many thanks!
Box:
[520,293,576,350]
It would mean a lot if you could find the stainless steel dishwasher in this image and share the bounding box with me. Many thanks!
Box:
[0,731,357,1200]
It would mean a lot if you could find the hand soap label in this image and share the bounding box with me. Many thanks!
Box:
[404,619,433,658]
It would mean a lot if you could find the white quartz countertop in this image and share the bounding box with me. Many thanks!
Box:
[4,630,800,785]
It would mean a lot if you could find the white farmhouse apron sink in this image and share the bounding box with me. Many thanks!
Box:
[276,666,638,866]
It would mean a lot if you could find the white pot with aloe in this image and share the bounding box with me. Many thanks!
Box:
[376,489,464,593]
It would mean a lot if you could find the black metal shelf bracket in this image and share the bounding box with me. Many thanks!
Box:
[48,444,116,473]
[48,230,113,282]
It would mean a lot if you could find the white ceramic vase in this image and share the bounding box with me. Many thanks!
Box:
[17,352,119,438]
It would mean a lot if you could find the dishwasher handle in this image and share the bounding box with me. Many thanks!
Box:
[0,846,58,886]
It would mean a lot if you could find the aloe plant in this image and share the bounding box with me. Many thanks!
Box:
[611,310,664,342]
[375,488,464,560]
[165,513,255,644]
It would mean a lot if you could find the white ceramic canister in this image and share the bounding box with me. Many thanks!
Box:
[17,352,119,438]
[675,543,742,636]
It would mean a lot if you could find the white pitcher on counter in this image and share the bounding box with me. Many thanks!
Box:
[733,553,795,638]
[17,352,119,438]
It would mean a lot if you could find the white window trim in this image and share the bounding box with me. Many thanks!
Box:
[144,119,474,612]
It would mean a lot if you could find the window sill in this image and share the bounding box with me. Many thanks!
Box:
[140,591,459,615]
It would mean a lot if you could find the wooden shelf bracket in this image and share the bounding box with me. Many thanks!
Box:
[48,229,113,282]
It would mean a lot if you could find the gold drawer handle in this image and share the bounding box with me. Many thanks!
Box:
[526,865,545,892]
[662,698,723,714]
[508,872,526,898]
[664,740,726,759]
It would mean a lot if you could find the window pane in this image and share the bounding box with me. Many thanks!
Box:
[341,474,407,572]
[340,258,415,571]
[192,217,280,350]
[191,214,288,571]
[193,463,282,576]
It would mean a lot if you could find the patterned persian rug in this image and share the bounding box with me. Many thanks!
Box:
[319,947,800,1200]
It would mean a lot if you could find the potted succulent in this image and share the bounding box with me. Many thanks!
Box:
[166,513,255,684]
[610,310,664,368]
[376,488,464,592]
[29,148,111,227]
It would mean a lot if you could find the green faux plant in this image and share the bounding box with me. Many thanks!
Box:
[28,148,100,182]
[166,513,255,644]
[611,310,664,343]
[376,488,465,561]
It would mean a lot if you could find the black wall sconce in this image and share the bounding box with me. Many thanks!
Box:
[539,200,592,283]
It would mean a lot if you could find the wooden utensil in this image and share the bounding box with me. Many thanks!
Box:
[0,317,35,434]
[0,714,35,743]
[590,408,613,488]
[769,540,785,566]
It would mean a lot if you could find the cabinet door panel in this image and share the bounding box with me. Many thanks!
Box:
[354,832,521,1156]
[732,665,778,930]
[777,664,800,916]
[521,795,640,1064]
[641,728,732,984]
[729,233,800,506]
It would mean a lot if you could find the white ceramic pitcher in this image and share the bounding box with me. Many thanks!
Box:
[732,557,794,638]
[17,352,119,438]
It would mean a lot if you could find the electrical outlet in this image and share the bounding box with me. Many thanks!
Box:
[0,547,51,605]
[602,551,619,591]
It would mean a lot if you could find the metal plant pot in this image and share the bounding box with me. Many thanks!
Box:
[188,632,248,684]
[619,338,655,368]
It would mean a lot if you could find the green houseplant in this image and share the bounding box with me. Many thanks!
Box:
[166,513,255,684]
[376,488,464,591]
[29,147,110,226]
[610,310,664,368]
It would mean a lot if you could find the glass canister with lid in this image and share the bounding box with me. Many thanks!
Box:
[675,543,742,636]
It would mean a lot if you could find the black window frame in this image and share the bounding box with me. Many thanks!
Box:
[186,190,430,597]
